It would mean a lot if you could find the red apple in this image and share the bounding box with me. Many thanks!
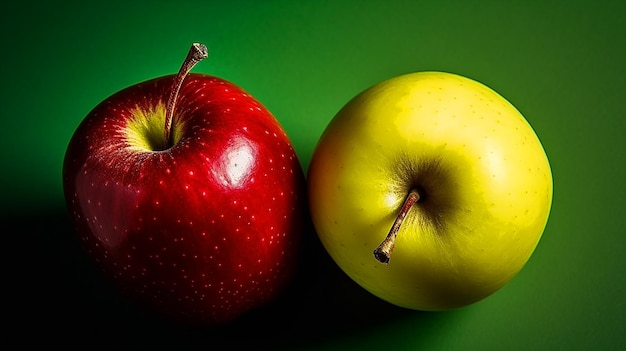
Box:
[62,43,307,325]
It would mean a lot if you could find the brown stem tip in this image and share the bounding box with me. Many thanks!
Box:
[164,43,209,147]
[373,188,420,265]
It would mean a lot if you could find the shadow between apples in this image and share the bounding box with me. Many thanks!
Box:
[1,204,447,347]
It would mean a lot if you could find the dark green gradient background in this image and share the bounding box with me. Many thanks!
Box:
[2,0,624,348]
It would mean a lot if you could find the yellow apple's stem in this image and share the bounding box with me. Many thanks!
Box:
[373,188,421,265]
[163,43,209,147]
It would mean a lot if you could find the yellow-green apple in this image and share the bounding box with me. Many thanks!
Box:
[63,43,307,325]
[307,71,553,310]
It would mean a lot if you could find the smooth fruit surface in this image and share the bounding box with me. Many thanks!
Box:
[307,71,552,310]
[63,73,307,325]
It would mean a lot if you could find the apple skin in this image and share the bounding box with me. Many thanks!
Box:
[63,73,307,325]
[307,71,553,311]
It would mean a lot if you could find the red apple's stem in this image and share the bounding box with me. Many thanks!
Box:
[164,43,209,147]
[373,188,421,265]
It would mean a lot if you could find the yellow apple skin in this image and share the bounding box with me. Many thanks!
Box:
[307,72,553,310]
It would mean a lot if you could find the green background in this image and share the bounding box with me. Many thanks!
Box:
[2,0,625,348]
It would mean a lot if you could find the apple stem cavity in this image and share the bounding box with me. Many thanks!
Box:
[163,43,209,147]
[373,188,421,265]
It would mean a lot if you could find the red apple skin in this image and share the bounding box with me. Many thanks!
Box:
[63,73,307,325]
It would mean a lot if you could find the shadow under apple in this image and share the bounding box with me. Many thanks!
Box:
[2,204,449,347]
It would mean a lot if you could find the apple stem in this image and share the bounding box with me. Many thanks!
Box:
[163,43,209,147]
[373,188,421,265]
